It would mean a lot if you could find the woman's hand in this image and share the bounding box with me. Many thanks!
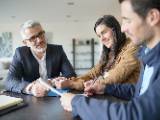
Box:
[54,77,71,89]
[84,80,106,96]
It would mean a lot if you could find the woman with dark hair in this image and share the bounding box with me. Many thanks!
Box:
[54,15,140,91]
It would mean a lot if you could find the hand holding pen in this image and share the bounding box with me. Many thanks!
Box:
[84,67,105,96]
[84,67,98,95]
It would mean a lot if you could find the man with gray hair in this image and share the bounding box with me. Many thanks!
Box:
[5,20,76,97]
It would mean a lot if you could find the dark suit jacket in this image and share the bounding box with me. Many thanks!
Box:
[71,42,160,120]
[5,44,76,93]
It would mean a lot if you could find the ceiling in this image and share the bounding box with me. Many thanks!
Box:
[0,0,121,24]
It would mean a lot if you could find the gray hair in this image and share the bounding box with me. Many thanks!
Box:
[20,20,41,40]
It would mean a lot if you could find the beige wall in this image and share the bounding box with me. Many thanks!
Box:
[0,21,102,74]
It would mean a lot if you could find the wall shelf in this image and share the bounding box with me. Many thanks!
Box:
[72,38,98,75]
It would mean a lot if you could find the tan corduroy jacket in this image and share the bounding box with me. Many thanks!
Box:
[70,39,140,90]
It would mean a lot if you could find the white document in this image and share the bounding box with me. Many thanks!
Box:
[38,78,62,96]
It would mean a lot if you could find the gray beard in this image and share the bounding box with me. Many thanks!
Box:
[31,45,47,53]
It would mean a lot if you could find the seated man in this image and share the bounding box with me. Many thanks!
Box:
[60,0,160,119]
[5,20,76,97]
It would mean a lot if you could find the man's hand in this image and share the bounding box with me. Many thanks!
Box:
[24,81,36,94]
[84,80,106,96]
[31,80,48,97]
[60,93,76,111]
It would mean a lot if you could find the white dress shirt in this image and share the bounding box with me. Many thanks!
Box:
[31,50,47,80]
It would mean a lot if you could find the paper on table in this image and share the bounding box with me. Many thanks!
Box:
[38,78,63,96]
[0,95,23,110]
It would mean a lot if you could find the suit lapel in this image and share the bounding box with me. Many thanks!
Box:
[29,49,40,78]
[46,45,52,78]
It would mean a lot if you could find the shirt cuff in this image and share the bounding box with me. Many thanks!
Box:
[104,84,113,94]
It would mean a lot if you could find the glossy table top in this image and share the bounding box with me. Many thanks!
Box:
[0,92,72,120]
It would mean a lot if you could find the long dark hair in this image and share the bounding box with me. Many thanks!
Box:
[94,15,126,73]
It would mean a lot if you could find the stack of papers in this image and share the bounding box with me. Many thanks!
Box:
[0,95,23,110]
